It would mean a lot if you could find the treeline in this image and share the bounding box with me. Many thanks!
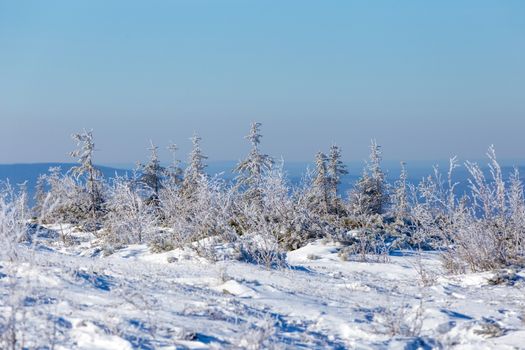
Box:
[2,123,525,272]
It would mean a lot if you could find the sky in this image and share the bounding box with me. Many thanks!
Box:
[0,0,524,165]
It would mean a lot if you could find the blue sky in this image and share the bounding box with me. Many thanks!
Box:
[1,1,524,164]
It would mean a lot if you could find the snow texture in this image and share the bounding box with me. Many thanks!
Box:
[1,228,525,349]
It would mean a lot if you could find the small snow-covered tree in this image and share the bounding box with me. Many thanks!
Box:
[70,129,105,225]
[348,140,389,217]
[327,144,348,214]
[234,122,274,208]
[138,141,167,203]
[310,151,330,214]
[180,133,208,201]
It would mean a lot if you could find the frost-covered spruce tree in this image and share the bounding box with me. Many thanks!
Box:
[138,141,167,204]
[310,152,330,215]
[349,140,389,218]
[70,129,105,226]
[234,122,274,208]
[181,133,208,201]
[327,144,348,214]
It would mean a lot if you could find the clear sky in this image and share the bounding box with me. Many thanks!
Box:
[1,0,524,164]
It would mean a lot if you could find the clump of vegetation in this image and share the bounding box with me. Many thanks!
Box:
[18,124,525,272]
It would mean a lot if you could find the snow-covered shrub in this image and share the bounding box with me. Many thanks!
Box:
[430,147,525,273]
[0,182,29,261]
[36,167,93,226]
[337,220,391,263]
[103,175,158,247]
[233,168,295,267]
[0,183,39,350]
[391,161,410,222]
[238,230,288,269]
[233,313,283,350]
[372,299,425,338]
[170,174,237,258]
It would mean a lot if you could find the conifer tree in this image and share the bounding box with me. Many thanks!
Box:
[70,129,104,225]
[327,144,348,213]
[138,141,166,200]
[234,122,273,206]
[181,133,208,200]
[349,140,389,217]
[311,151,330,214]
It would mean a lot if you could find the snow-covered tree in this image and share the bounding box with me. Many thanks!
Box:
[70,129,105,225]
[309,152,330,214]
[181,133,208,201]
[138,141,167,203]
[348,140,389,217]
[327,145,348,214]
[327,145,348,198]
[234,122,273,207]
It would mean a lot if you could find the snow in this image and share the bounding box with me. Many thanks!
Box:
[1,229,525,349]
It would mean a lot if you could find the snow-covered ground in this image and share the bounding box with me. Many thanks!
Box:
[1,226,525,349]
